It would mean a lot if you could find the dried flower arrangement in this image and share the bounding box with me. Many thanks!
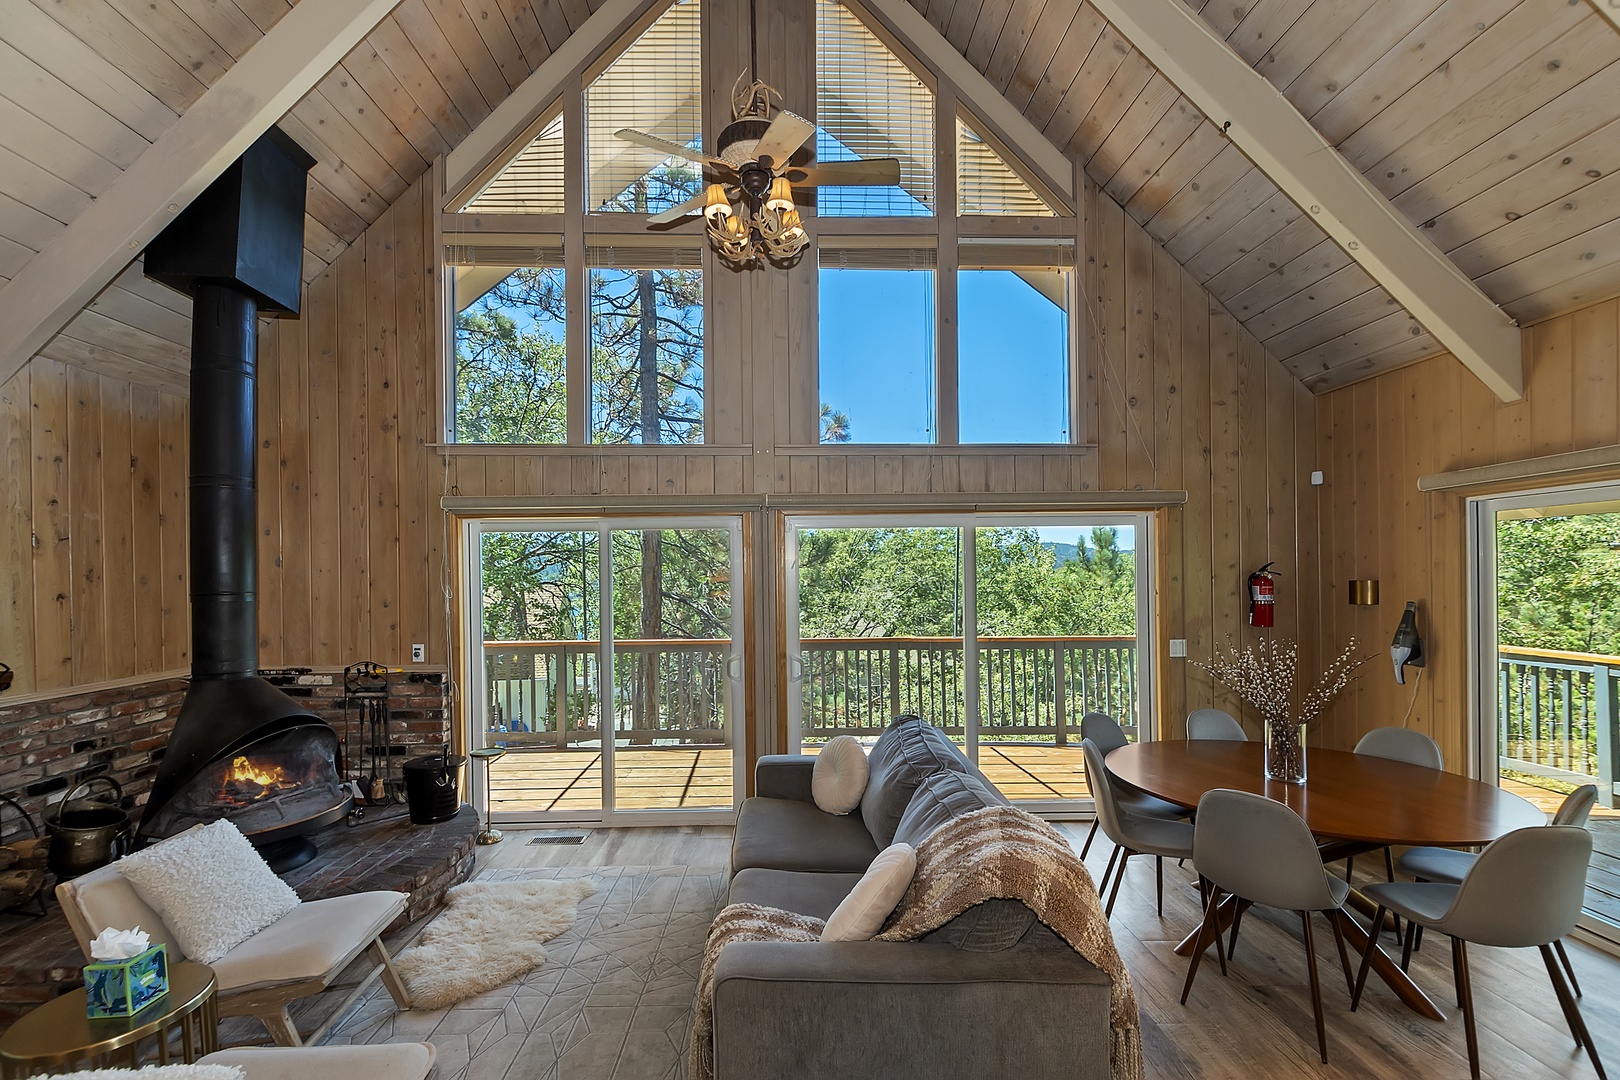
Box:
[1191,637,1375,782]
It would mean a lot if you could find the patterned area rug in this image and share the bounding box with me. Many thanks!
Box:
[328,865,727,1080]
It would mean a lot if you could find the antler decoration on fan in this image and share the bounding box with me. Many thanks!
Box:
[614,74,902,268]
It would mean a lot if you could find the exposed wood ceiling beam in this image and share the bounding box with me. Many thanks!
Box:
[0,0,404,390]
[1090,0,1525,402]
[443,0,666,211]
[1587,0,1620,33]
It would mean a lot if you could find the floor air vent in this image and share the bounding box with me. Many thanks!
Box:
[528,833,589,845]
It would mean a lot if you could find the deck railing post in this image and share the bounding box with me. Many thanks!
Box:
[1596,663,1618,809]
[1053,646,1068,746]
[889,645,902,720]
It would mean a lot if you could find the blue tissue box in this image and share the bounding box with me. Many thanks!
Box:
[85,943,168,1018]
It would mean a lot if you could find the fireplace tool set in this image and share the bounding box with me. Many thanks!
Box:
[343,662,404,819]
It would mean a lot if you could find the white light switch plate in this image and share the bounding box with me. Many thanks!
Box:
[1169,639,1187,658]
[411,643,426,663]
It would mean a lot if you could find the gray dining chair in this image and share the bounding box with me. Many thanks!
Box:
[1186,708,1246,741]
[1353,825,1604,1080]
[1183,788,1355,1064]
[1082,738,1195,918]
[1348,726,1444,887]
[1398,784,1598,995]
[1077,711,1189,859]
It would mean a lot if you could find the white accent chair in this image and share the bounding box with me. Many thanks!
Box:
[57,865,412,1047]
[1186,708,1246,741]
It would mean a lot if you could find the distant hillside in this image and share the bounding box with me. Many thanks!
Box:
[1045,542,1080,565]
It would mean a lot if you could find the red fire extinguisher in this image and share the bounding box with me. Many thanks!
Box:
[1248,562,1278,628]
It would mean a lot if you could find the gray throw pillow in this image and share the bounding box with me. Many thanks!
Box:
[859,716,971,848]
[893,769,1007,848]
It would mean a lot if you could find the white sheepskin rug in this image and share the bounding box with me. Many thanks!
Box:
[393,878,597,1010]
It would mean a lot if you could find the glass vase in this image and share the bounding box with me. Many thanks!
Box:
[1264,718,1308,784]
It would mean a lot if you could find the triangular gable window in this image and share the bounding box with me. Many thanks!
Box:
[586,0,703,215]
[957,115,1053,217]
[815,0,933,216]
[465,112,566,214]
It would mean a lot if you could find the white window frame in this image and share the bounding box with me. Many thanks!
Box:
[461,513,746,826]
[782,511,1155,815]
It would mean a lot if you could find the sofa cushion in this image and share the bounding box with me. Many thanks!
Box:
[732,797,880,875]
[859,718,972,849]
[728,868,865,921]
[922,898,1038,952]
[892,769,1007,848]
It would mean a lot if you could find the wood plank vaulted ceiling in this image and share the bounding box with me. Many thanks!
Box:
[3,0,1619,396]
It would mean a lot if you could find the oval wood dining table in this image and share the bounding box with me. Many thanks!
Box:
[1104,739,1548,1020]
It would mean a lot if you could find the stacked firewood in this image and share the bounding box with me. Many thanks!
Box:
[0,834,49,911]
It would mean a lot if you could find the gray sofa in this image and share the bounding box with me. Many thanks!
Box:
[713,716,1115,1080]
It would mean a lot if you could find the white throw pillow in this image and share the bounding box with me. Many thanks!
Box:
[821,843,916,941]
[116,820,300,964]
[812,735,870,815]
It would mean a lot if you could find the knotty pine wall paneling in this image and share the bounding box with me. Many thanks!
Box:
[1310,298,1620,769]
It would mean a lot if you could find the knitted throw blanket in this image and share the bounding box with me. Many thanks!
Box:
[689,903,825,1080]
[876,805,1145,1080]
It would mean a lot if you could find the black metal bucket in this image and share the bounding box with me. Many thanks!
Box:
[402,751,465,825]
[46,777,131,878]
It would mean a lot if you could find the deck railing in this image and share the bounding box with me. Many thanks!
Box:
[1499,645,1620,805]
[482,635,1139,748]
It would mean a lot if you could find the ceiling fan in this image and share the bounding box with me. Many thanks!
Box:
[614,77,902,267]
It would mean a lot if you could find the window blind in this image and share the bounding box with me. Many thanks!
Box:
[586,243,704,269]
[815,0,933,216]
[466,113,566,214]
[819,243,938,270]
[957,117,1053,217]
[586,0,703,215]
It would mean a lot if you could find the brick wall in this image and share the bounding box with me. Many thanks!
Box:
[0,668,451,841]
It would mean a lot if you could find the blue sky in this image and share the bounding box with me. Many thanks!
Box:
[819,267,1069,443]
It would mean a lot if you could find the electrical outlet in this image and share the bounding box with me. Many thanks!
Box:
[411,643,426,663]
[1168,639,1188,658]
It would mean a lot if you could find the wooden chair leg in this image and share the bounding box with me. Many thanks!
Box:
[1400,919,1418,971]
[1181,885,1224,1004]
[1344,855,1355,883]
[371,937,412,1010]
[1099,845,1121,900]
[259,1006,303,1047]
[1327,907,1354,997]
[1541,944,1607,1080]
[1454,937,1480,1080]
[1156,856,1165,917]
[1554,939,1583,999]
[1383,846,1396,882]
[1351,904,1387,1010]
[1300,912,1328,1064]
[1081,819,1099,859]
[1105,851,1132,917]
[1228,898,1249,959]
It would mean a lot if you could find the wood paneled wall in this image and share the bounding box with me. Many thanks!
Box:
[1310,298,1620,768]
[0,360,189,694]
[5,169,1318,746]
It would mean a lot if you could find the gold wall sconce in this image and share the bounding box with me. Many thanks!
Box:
[1348,579,1380,605]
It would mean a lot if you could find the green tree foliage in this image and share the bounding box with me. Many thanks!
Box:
[455,269,568,444]
[1496,513,1620,654]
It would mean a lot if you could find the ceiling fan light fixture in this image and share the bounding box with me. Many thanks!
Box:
[766,176,794,212]
[704,183,732,225]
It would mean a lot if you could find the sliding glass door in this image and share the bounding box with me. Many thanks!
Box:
[465,516,744,824]
[786,514,1153,812]
[1471,484,1620,943]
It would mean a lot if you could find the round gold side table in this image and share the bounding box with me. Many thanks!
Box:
[0,961,218,1078]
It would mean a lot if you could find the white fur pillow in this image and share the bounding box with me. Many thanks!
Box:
[821,843,916,941]
[812,735,869,815]
[51,1067,245,1080]
[116,820,300,964]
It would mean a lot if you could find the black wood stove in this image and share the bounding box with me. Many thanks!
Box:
[136,129,351,872]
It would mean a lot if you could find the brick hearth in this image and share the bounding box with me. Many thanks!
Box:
[0,803,476,1031]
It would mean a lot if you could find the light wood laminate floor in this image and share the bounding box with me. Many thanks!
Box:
[476,822,1620,1079]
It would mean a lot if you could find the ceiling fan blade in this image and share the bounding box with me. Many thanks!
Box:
[788,159,902,187]
[646,193,709,225]
[753,110,816,169]
[615,129,732,169]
